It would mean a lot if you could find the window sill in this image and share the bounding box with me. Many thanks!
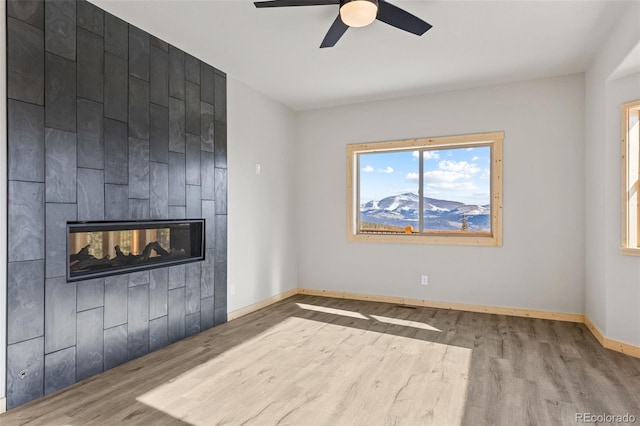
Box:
[619,247,640,256]
[348,233,502,247]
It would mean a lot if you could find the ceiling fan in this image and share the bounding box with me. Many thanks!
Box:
[254,0,432,48]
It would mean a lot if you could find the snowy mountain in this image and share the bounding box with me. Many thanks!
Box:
[360,193,490,231]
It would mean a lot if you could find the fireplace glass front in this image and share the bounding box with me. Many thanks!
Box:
[67,220,204,281]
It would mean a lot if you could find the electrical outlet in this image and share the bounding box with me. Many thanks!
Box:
[421,275,429,286]
[255,163,261,175]
[230,284,236,296]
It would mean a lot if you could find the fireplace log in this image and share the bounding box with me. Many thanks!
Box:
[71,241,182,273]
[70,244,92,262]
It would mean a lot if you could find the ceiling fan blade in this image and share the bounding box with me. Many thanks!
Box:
[376,1,432,36]
[320,15,349,48]
[254,0,339,8]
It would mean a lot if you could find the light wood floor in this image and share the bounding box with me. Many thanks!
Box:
[2,294,640,425]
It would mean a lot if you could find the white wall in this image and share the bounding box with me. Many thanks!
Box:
[227,78,298,312]
[585,1,640,346]
[296,74,585,315]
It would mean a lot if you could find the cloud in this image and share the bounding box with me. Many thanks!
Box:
[438,160,480,174]
[425,151,439,160]
[408,160,483,184]
[406,172,419,183]
[362,165,393,173]
[472,156,479,161]
[413,151,440,160]
[480,168,490,180]
[426,182,477,191]
[424,170,468,183]
[407,170,468,183]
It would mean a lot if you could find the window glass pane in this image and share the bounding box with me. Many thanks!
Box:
[628,109,640,247]
[630,109,639,132]
[359,150,418,233]
[422,146,491,232]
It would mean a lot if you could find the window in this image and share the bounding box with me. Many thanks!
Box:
[347,132,503,246]
[621,100,640,255]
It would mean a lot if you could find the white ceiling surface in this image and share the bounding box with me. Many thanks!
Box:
[93,0,631,111]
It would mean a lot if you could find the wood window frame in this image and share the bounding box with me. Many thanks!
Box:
[347,131,504,247]
[621,100,640,255]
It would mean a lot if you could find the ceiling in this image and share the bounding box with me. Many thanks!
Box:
[92,0,630,111]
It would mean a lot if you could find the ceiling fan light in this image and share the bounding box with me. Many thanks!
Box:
[340,0,378,28]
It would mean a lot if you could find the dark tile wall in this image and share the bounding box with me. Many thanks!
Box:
[6,0,228,409]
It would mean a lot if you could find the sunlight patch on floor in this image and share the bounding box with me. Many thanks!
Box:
[369,314,442,332]
[295,302,369,319]
[137,316,470,425]
[295,303,443,332]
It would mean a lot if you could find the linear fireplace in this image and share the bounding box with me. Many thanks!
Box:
[67,219,205,282]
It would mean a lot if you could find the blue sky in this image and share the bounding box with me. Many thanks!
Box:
[359,146,491,205]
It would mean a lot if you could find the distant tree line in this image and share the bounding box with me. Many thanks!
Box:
[360,221,403,231]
